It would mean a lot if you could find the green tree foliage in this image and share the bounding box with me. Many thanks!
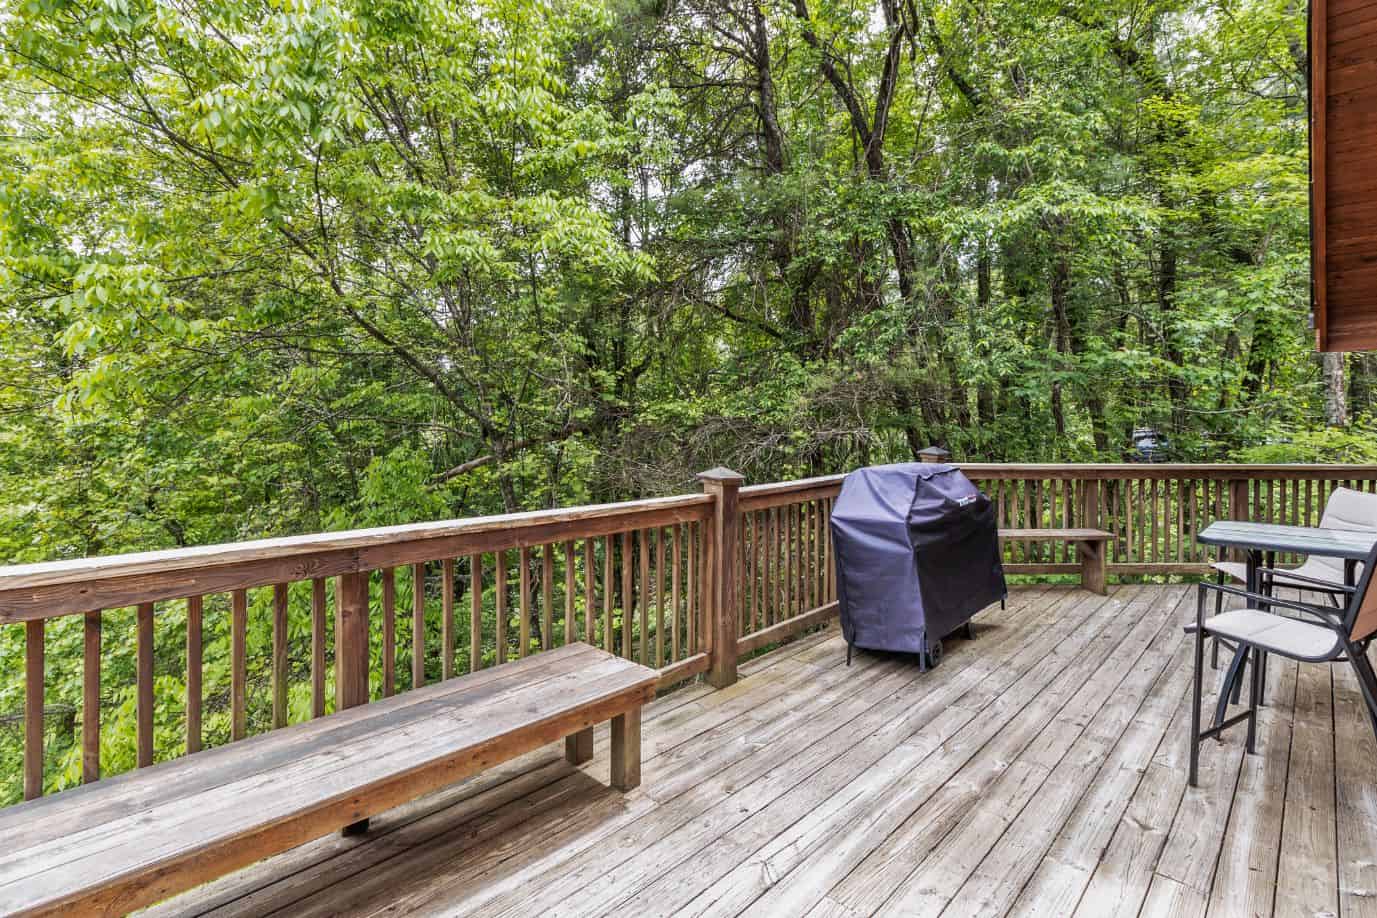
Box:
[0,0,1363,801]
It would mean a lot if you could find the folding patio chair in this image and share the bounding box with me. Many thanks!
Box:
[1189,540,1377,786]
[1208,487,1377,676]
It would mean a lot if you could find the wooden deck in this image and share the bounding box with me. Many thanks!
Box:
[145,584,1377,918]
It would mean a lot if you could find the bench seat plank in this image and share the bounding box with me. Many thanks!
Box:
[0,643,656,917]
[999,528,1111,541]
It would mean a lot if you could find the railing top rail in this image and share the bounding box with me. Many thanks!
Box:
[737,474,847,496]
[0,493,713,598]
[956,463,1377,480]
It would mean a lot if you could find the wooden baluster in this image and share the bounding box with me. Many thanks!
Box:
[621,531,634,659]
[541,544,554,651]
[231,590,247,741]
[768,509,777,623]
[25,618,44,800]
[603,536,614,654]
[564,541,575,647]
[137,602,155,766]
[311,579,326,717]
[744,513,754,635]
[775,505,785,623]
[761,508,772,627]
[496,551,508,665]
[412,562,426,687]
[1306,479,1314,527]
[1123,479,1134,564]
[824,498,834,602]
[84,610,102,779]
[519,546,532,658]
[655,529,665,665]
[382,568,397,697]
[470,555,483,671]
[271,584,288,729]
[687,523,698,653]
[791,503,801,618]
[1148,478,1158,564]
[1184,481,1195,567]
[809,503,820,611]
[442,559,455,679]
[672,524,683,663]
[583,539,596,646]
[639,529,650,664]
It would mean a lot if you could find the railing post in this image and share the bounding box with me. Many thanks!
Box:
[335,570,372,834]
[919,446,951,464]
[1227,478,1250,562]
[335,571,371,710]
[699,467,744,689]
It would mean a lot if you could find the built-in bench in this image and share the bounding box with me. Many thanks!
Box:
[0,642,656,916]
[1000,528,1112,595]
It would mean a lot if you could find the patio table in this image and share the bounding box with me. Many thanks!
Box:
[1197,520,1376,726]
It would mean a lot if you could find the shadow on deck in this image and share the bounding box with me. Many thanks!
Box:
[145,584,1377,918]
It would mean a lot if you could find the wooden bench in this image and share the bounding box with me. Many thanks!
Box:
[0,642,656,917]
[1000,528,1112,595]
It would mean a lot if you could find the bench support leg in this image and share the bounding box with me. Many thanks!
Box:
[1079,540,1107,595]
[611,708,641,791]
[566,726,594,766]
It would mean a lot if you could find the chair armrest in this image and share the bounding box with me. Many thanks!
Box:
[1196,581,1345,629]
[1257,567,1355,593]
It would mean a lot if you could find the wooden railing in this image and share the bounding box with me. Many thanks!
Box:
[960,465,1377,575]
[5,461,1377,805]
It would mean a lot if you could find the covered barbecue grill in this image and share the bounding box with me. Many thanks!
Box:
[831,463,1007,669]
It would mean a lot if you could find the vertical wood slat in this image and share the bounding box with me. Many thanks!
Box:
[672,525,682,662]
[655,529,665,666]
[137,602,154,767]
[25,618,44,800]
[519,546,532,658]
[639,528,650,664]
[310,579,326,718]
[272,584,288,729]
[442,558,455,679]
[412,562,426,688]
[231,589,247,741]
[382,568,396,697]
[786,504,796,616]
[85,610,103,779]
[583,539,596,646]
[470,555,483,672]
[687,523,698,653]
[762,509,773,627]
[603,536,614,655]
[564,541,576,647]
[187,597,202,754]
[496,550,508,665]
[541,544,554,652]
[621,531,633,659]
[751,513,762,633]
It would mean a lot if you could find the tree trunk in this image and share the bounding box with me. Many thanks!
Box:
[1324,352,1349,427]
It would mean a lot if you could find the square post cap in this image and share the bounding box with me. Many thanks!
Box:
[696,467,745,486]
[918,446,951,463]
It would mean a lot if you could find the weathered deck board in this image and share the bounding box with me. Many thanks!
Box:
[142,585,1376,918]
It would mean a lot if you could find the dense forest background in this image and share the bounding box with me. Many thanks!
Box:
[1,0,1374,798]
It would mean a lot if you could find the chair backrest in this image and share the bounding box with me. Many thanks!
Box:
[1310,488,1377,577]
[1345,541,1377,642]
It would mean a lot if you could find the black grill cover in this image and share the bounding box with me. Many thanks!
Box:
[830,463,1007,654]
